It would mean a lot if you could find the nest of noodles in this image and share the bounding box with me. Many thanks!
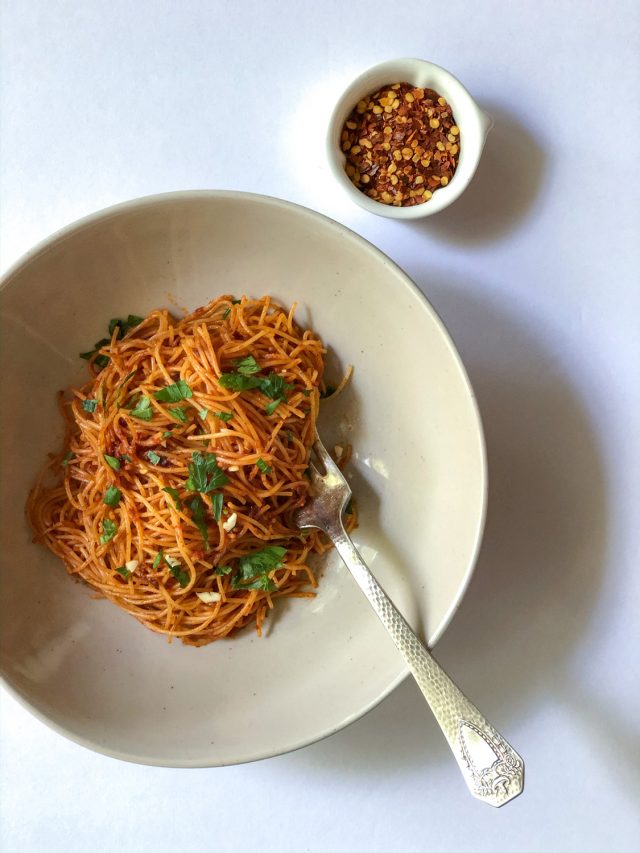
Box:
[27,295,356,645]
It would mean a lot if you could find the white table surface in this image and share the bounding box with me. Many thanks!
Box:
[1,2,639,852]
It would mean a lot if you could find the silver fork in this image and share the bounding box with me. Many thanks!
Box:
[295,437,524,807]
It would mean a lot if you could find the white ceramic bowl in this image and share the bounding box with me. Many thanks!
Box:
[327,58,492,219]
[0,191,486,766]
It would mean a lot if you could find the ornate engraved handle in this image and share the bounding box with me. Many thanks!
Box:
[330,522,524,807]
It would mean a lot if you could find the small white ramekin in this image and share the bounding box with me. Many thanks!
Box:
[326,58,492,219]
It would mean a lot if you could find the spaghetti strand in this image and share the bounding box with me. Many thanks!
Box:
[27,295,355,646]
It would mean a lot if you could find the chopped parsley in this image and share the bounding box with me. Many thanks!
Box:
[185,451,228,494]
[166,556,189,588]
[210,491,223,522]
[218,358,293,415]
[230,545,286,591]
[256,458,272,474]
[188,494,210,550]
[218,373,262,392]
[115,565,131,579]
[103,454,121,470]
[152,550,164,570]
[234,355,261,375]
[168,406,188,423]
[261,374,293,415]
[109,315,143,339]
[103,485,122,507]
[100,518,118,545]
[214,410,233,422]
[61,451,76,467]
[82,399,98,413]
[260,372,291,399]
[79,315,142,371]
[162,430,173,439]
[162,487,182,509]
[154,380,192,403]
[79,342,110,370]
[130,396,153,421]
[146,450,162,465]
[198,408,209,420]
[222,307,231,320]
[265,399,281,416]
[211,564,232,576]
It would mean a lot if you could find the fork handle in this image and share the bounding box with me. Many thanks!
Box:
[329,523,524,807]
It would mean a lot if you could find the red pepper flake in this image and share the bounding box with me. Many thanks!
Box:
[340,82,460,207]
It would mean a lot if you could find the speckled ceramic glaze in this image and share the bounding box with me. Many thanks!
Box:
[0,191,486,766]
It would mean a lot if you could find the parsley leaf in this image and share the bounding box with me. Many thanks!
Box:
[210,491,223,522]
[152,550,164,570]
[62,451,76,467]
[188,494,210,549]
[214,410,233,422]
[256,458,272,474]
[93,354,110,370]
[103,485,122,507]
[234,355,261,375]
[237,574,279,592]
[154,380,193,403]
[130,396,153,420]
[231,545,286,591]
[198,408,209,420]
[166,556,189,588]
[80,338,111,370]
[80,338,109,358]
[100,518,118,545]
[259,373,293,401]
[211,564,232,576]
[82,399,98,413]
[218,373,262,392]
[185,451,228,494]
[104,454,121,470]
[222,307,231,320]
[168,406,188,423]
[80,311,142,369]
[109,315,143,339]
[146,450,162,465]
[115,565,130,578]
[163,487,182,509]
[261,373,293,415]
[218,370,292,414]
[162,430,173,439]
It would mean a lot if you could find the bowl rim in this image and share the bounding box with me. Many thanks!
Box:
[0,189,487,766]
[326,57,491,220]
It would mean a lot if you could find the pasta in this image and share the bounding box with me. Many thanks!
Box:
[26,295,355,645]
